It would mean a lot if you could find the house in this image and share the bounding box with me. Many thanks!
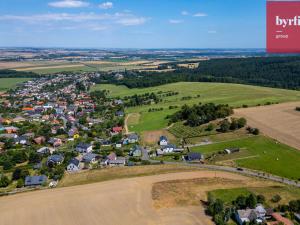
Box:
[48,138,62,147]
[5,126,19,134]
[111,126,122,135]
[76,143,93,153]
[126,133,139,144]
[107,152,117,161]
[157,144,184,155]
[82,153,98,168]
[255,204,267,219]
[108,157,126,167]
[236,205,267,225]
[236,209,258,225]
[37,147,55,155]
[14,136,29,145]
[267,213,294,225]
[115,111,124,117]
[33,136,46,145]
[47,154,64,166]
[184,152,203,162]
[24,175,47,187]
[224,148,240,154]
[100,139,112,146]
[159,136,168,146]
[67,158,81,172]
[129,145,143,157]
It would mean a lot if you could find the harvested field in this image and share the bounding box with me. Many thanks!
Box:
[235,101,300,150]
[0,171,257,225]
[141,129,176,146]
[152,176,281,209]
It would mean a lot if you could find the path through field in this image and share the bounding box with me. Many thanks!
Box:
[235,101,300,150]
[0,171,251,225]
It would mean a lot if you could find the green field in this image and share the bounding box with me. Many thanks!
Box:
[191,135,300,180]
[92,82,300,132]
[0,78,31,91]
[209,186,300,207]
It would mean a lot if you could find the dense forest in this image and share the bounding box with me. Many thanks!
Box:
[0,70,40,78]
[94,56,300,90]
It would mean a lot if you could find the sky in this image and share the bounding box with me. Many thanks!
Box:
[0,0,267,48]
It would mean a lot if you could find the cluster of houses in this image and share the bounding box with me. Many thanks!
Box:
[236,204,295,225]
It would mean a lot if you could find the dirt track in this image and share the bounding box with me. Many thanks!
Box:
[235,101,300,150]
[0,171,250,225]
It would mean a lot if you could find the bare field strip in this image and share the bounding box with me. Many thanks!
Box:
[235,101,300,150]
[15,64,85,71]
[0,171,261,225]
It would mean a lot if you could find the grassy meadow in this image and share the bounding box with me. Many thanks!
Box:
[209,186,300,207]
[0,78,31,91]
[92,82,300,132]
[191,135,300,180]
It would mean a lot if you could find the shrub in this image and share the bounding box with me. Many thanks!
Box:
[272,194,282,203]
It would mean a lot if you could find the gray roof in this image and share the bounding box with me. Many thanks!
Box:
[187,152,202,161]
[76,143,92,149]
[128,133,139,140]
[48,154,64,163]
[25,175,47,186]
[82,153,97,163]
[160,136,168,141]
[68,158,80,167]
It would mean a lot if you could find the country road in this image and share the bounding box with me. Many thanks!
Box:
[151,160,300,188]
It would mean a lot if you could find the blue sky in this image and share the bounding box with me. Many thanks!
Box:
[0,0,266,48]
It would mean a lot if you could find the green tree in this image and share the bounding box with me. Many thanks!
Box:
[0,174,10,187]
[246,194,257,209]
[220,120,230,133]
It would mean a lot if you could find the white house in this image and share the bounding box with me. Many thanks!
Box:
[76,143,93,153]
[67,158,81,172]
[159,136,168,146]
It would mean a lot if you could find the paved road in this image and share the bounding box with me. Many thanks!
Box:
[151,160,300,188]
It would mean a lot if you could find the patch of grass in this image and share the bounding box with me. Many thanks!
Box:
[191,135,300,180]
[0,78,31,91]
[93,82,300,131]
[209,188,251,205]
[209,186,300,207]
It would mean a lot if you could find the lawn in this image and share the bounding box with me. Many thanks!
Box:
[191,135,300,180]
[92,82,300,132]
[209,186,300,207]
[0,78,31,91]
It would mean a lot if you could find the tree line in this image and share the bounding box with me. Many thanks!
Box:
[96,56,300,90]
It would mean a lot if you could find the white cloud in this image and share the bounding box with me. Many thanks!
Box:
[48,0,90,8]
[193,12,207,17]
[117,17,146,26]
[181,11,189,16]
[0,12,148,29]
[169,19,183,24]
[99,2,113,9]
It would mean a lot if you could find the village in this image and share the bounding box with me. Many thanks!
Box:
[0,73,300,225]
[0,73,199,189]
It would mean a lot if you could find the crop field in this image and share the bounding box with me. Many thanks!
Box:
[235,101,300,150]
[1,60,165,74]
[0,78,31,91]
[169,121,217,138]
[151,174,286,209]
[191,135,300,180]
[93,82,300,132]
